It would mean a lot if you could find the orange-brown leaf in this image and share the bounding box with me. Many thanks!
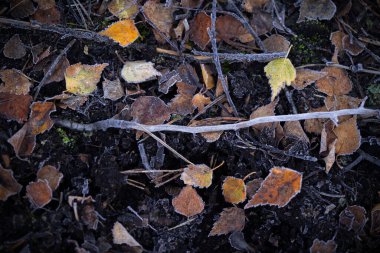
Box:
[29,102,56,135]
[26,179,53,208]
[291,68,327,90]
[209,207,245,236]
[192,93,211,112]
[0,93,32,123]
[99,20,139,47]
[0,69,32,95]
[222,177,246,204]
[333,116,361,155]
[189,12,211,50]
[0,165,22,201]
[316,67,352,96]
[37,165,63,191]
[172,186,205,217]
[131,96,171,125]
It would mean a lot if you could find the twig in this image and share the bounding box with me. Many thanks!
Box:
[127,206,157,232]
[34,39,76,99]
[192,50,287,62]
[54,107,379,134]
[168,218,196,231]
[121,169,183,174]
[358,149,380,167]
[208,0,238,117]
[284,87,298,114]
[319,192,345,198]
[297,62,380,76]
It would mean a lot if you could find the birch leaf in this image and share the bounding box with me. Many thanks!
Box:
[99,20,139,47]
[264,58,296,101]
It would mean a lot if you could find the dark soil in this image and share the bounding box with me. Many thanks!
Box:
[1,0,380,253]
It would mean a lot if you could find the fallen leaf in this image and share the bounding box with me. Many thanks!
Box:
[158,70,181,94]
[222,176,246,204]
[189,119,224,143]
[34,0,56,10]
[180,164,213,188]
[173,20,185,40]
[8,124,36,157]
[200,64,215,90]
[263,34,290,53]
[143,0,174,44]
[323,139,337,174]
[172,186,205,217]
[250,98,278,132]
[333,116,361,155]
[242,0,269,13]
[99,20,139,47]
[108,0,139,19]
[0,93,32,123]
[169,82,197,116]
[43,56,70,84]
[229,231,255,252]
[339,205,367,233]
[131,96,171,125]
[0,69,32,95]
[65,63,108,95]
[325,95,361,122]
[192,93,211,112]
[209,207,245,236]
[31,43,51,64]
[320,120,336,155]
[342,35,364,56]
[330,30,345,63]
[37,165,63,191]
[102,78,125,101]
[283,121,309,144]
[112,221,143,251]
[309,239,337,253]
[245,167,302,208]
[26,179,53,208]
[304,106,328,134]
[249,8,273,35]
[297,0,337,23]
[189,12,211,50]
[31,6,61,24]
[181,0,204,8]
[0,165,22,201]
[370,203,380,236]
[216,15,254,44]
[264,58,296,101]
[3,34,26,59]
[29,102,56,135]
[121,61,161,84]
[246,178,263,198]
[49,93,88,110]
[10,0,36,18]
[315,67,352,96]
[291,68,327,90]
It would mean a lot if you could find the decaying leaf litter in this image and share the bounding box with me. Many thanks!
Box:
[0,0,380,252]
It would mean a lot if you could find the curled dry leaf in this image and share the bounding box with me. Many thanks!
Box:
[216,15,254,44]
[291,68,327,90]
[316,67,352,96]
[102,78,125,101]
[0,93,32,123]
[169,82,197,116]
[342,35,364,56]
[112,221,143,251]
[245,167,302,208]
[3,34,26,59]
[143,0,174,44]
[180,164,213,188]
[333,116,361,155]
[189,12,211,50]
[192,93,211,112]
[158,70,181,94]
[8,124,37,157]
[99,20,139,47]
[65,63,108,95]
[283,121,309,144]
[37,165,63,191]
[310,239,337,253]
[26,179,53,208]
[0,165,22,201]
[263,34,290,53]
[330,30,345,63]
[121,61,162,84]
[0,69,32,95]
[108,0,139,19]
[29,102,56,135]
[131,96,170,125]
[242,0,269,13]
[222,176,246,204]
[370,203,380,236]
[10,0,36,18]
[323,139,337,174]
[250,8,273,35]
[209,207,246,236]
[172,186,205,217]
[200,64,215,90]
[339,205,367,233]
[264,58,296,101]
[31,6,61,24]
[297,0,337,23]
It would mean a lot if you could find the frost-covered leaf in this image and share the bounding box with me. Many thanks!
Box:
[0,69,32,95]
[180,164,213,188]
[264,58,296,101]
[333,117,361,155]
[131,96,171,125]
[31,5,61,24]
[222,177,246,204]
[263,34,290,53]
[102,78,125,101]
[339,205,367,233]
[291,68,327,90]
[26,179,52,208]
[169,82,196,116]
[297,0,336,23]
[121,61,161,83]
[216,15,254,44]
[10,0,36,18]
[108,0,139,19]
[249,8,272,35]
[242,0,269,13]
[189,12,211,50]
[65,63,108,95]
[316,67,352,96]
[310,239,337,253]
[245,167,302,208]
[143,0,173,44]
[37,165,63,191]
[3,34,26,59]
[0,165,22,201]
[0,93,32,123]
[342,35,364,56]
[112,221,142,251]
[209,207,245,236]
[172,186,205,217]
[29,102,56,135]
[99,20,139,47]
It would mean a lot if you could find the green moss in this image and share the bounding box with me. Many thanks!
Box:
[56,128,77,148]
[367,83,380,106]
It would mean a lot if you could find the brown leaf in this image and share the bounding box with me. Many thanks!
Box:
[50,93,88,110]
[333,116,361,155]
[263,34,290,53]
[323,139,337,174]
[319,120,336,155]
[0,165,22,201]
[26,179,53,208]
[189,119,224,143]
[304,106,328,134]
[283,121,309,144]
[249,8,273,35]
[0,93,32,123]
[342,35,364,56]
[158,70,181,94]
[10,0,36,18]
[370,203,380,236]
[102,78,125,101]
[216,15,254,44]
[31,6,61,24]
[37,165,63,191]
[0,69,32,95]
[189,12,211,50]
[143,0,174,44]
[250,98,278,132]
[245,167,302,208]
[297,0,336,23]
[3,34,26,59]
[330,31,345,63]
[325,95,361,122]
[339,205,367,233]
[181,0,203,8]
[131,96,171,125]
[222,177,246,204]
[172,186,205,217]
[192,93,211,112]
[43,56,70,84]
[246,178,264,198]
[291,68,327,90]
[8,124,36,157]
[316,67,352,96]
[180,164,213,188]
[242,0,269,13]
[112,221,143,251]
[309,239,337,253]
[169,82,197,116]
[29,102,56,135]
[34,0,56,10]
[209,207,246,236]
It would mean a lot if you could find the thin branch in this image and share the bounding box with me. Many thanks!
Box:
[297,62,380,76]
[192,50,286,62]
[209,0,238,117]
[54,107,379,134]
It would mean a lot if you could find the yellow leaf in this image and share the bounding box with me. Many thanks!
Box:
[264,58,296,101]
[65,63,108,95]
[180,164,213,188]
[99,20,139,47]
[222,176,246,204]
[108,0,138,19]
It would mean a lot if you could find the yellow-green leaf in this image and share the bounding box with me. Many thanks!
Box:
[264,58,296,101]
[108,0,139,19]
